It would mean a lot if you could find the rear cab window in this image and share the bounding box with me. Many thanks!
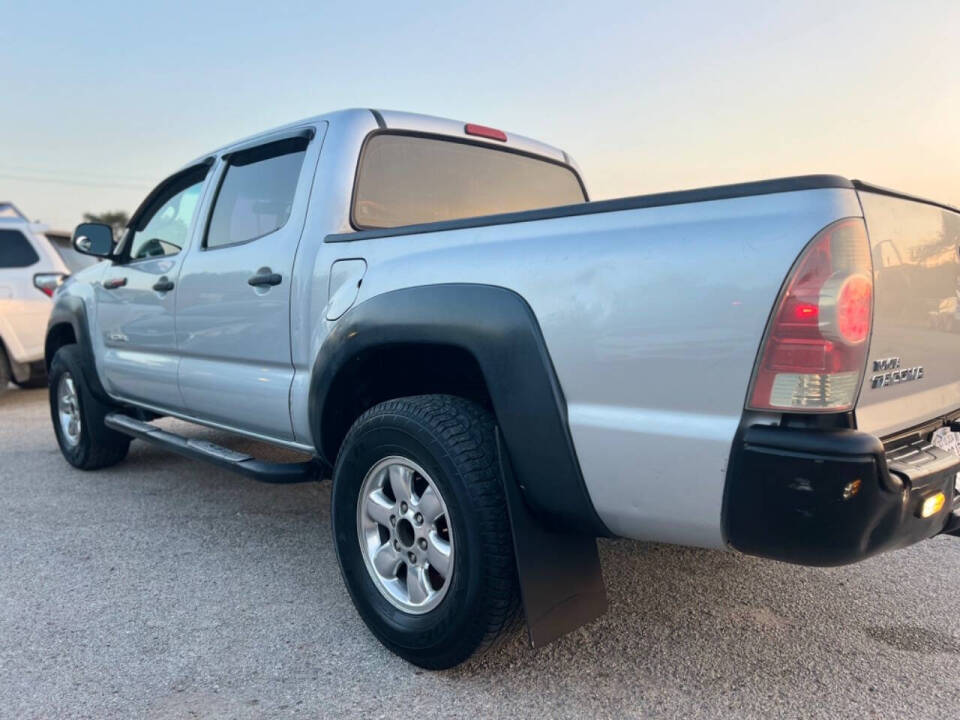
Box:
[352,133,586,229]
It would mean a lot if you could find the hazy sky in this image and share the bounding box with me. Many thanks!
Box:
[2,0,958,230]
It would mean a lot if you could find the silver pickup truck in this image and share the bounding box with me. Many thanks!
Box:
[47,109,960,668]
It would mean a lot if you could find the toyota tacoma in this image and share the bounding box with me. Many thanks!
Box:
[45,109,960,668]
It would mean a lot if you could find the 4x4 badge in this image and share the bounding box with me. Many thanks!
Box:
[870,357,924,389]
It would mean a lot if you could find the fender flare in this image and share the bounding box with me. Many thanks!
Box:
[308,283,610,537]
[45,295,110,401]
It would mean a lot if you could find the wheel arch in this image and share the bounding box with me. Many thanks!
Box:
[44,322,77,370]
[45,296,109,400]
[309,283,610,537]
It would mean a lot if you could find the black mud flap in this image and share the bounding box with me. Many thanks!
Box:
[496,431,608,647]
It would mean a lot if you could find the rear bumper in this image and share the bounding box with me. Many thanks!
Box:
[725,425,959,566]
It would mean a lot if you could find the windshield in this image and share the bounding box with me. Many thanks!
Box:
[352,133,586,229]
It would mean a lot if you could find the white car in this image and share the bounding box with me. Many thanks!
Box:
[0,203,95,393]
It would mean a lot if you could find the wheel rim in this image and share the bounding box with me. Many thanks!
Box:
[57,372,82,448]
[357,456,454,614]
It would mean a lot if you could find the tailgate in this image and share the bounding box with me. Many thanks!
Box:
[855,188,960,437]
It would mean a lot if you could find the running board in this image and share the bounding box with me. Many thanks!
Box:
[104,413,320,484]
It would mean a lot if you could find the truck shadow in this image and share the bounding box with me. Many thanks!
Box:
[446,538,960,714]
[103,420,960,716]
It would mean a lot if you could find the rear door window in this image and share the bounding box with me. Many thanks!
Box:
[352,133,586,229]
[205,137,308,249]
[0,229,40,268]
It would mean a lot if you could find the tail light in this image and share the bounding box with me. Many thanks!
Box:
[33,273,67,298]
[748,218,873,411]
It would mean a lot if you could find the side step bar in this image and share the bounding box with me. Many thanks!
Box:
[104,413,320,484]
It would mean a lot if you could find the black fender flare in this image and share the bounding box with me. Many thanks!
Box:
[45,295,110,401]
[308,283,610,537]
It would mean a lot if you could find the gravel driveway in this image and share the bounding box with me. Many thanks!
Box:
[2,387,959,719]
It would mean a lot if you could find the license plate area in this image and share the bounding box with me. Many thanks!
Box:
[931,427,960,494]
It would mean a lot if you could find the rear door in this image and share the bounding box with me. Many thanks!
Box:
[855,190,960,437]
[176,126,323,441]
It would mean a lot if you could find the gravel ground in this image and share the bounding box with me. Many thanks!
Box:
[2,386,959,719]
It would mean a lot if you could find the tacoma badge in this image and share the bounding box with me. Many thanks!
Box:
[870,357,924,389]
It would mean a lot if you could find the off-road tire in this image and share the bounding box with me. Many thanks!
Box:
[332,394,520,669]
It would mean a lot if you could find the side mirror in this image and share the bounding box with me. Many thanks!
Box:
[72,223,114,258]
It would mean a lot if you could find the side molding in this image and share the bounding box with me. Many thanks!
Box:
[309,283,611,537]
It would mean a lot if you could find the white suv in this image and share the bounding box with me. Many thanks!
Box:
[0,203,95,393]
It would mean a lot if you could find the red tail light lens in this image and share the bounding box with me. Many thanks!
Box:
[835,274,872,343]
[748,218,873,411]
[33,272,67,297]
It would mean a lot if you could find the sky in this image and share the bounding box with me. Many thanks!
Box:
[2,0,958,230]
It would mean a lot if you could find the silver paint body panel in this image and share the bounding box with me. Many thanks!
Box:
[57,108,871,548]
[313,186,862,547]
[175,122,328,440]
[854,192,960,438]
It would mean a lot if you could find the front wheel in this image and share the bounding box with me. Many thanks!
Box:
[331,395,520,669]
[48,344,130,470]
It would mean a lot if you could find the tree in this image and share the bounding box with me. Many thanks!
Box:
[83,210,130,241]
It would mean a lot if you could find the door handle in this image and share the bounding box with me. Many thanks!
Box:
[247,268,283,287]
[152,277,175,292]
[103,277,127,289]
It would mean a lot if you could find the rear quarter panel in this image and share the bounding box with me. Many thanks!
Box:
[313,187,862,547]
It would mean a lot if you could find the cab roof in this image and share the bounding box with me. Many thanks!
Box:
[179,108,576,176]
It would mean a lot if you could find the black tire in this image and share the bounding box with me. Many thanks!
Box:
[0,345,10,396]
[14,378,47,389]
[48,344,130,470]
[13,371,47,389]
[332,394,520,669]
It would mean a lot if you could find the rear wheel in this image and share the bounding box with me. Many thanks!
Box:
[0,345,9,396]
[49,344,130,470]
[331,394,520,669]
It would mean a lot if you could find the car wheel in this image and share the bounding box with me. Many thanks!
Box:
[13,370,48,389]
[332,394,520,669]
[49,344,130,470]
[0,345,10,396]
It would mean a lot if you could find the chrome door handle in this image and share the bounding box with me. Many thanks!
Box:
[152,277,175,292]
[248,268,282,287]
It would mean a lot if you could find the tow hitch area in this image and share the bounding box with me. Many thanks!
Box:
[941,510,960,537]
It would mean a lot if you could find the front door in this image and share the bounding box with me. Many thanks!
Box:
[176,127,322,441]
[95,165,210,407]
